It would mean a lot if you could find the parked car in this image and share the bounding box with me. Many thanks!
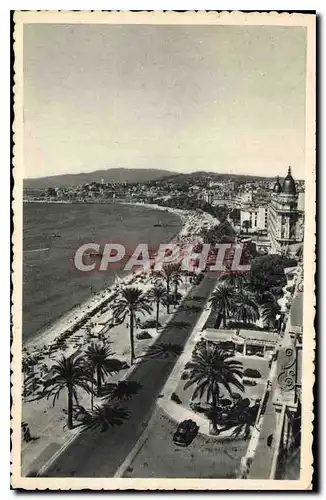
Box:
[140,319,161,329]
[136,331,152,340]
[173,419,199,446]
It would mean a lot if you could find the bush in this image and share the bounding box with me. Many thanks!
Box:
[171,392,182,404]
[181,371,189,380]
[243,368,261,379]
[136,331,152,340]
[243,378,257,386]
[219,398,232,407]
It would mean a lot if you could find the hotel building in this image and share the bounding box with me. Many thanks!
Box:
[268,167,304,254]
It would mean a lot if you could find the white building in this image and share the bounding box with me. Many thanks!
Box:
[240,205,268,233]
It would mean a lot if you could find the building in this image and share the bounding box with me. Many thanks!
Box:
[268,167,304,254]
[203,328,278,359]
[240,205,268,233]
[235,191,253,208]
[238,259,303,480]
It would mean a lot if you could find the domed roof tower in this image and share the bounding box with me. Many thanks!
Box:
[273,176,282,194]
[282,166,297,195]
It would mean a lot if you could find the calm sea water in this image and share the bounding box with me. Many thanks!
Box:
[23,202,181,341]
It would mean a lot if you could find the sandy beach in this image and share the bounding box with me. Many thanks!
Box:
[23,203,219,359]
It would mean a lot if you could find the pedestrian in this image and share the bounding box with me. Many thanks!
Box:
[22,422,32,443]
[267,434,273,447]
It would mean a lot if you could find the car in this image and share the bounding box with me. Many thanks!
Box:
[173,419,199,446]
[140,319,161,329]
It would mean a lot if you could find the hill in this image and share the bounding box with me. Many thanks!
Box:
[24,168,176,189]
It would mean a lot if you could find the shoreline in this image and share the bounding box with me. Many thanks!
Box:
[23,202,219,358]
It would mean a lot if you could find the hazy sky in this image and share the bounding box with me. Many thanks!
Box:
[24,24,307,179]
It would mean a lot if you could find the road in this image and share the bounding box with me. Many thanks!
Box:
[122,407,247,479]
[44,275,217,477]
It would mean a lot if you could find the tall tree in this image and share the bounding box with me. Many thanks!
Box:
[234,292,260,325]
[41,353,94,429]
[171,263,183,303]
[249,254,297,297]
[184,345,243,432]
[242,220,250,234]
[219,270,248,291]
[111,287,152,365]
[261,299,281,330]
[149,284,166,330]
[156,264,178,313]
[209,284,235,328]
[84,342,119,396]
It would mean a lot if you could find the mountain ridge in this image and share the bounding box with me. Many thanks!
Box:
[24,168,176,189]
[24,167,302,189]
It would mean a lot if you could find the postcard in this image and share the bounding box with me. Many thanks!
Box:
[11,10,315,490]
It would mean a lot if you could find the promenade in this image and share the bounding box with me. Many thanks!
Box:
[41,275,217,477]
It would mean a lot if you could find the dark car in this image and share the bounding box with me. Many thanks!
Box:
[140,319,161,329]
[173,419,199,446]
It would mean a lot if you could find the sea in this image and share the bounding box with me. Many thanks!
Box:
[23,202,182,342]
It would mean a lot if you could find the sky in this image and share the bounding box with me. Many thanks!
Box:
[23,24,307,179]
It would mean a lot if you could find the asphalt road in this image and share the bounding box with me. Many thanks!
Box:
[123,407,247,479]
[44,275,217,477]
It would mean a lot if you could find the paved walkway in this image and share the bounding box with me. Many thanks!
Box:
[157,294,213,434]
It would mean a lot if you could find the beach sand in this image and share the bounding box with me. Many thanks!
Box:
[24,203,219,355]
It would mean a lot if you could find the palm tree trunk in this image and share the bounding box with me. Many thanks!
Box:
[166,278,170,314]
[96,365,101,396]
[156,300,160,330]
[129,311,135,365]
[211,385,219,433]
[174,281,178,303]
[67,385,73,430]
[222,309,227,328]
[91,380,94,410]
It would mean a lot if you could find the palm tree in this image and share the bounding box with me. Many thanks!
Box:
[242,220,250,234]
[261,299,281,330]
[41,353,94,429]
[219,399,260,440]
[111,286,153,365]
[170,263,182,303]
[209,284,235,328]
[219,270,248,291]
[184,345,243,432]
[149,285,166,330]
[234,292,260,325]
[157,264,178,313]
[84,342,119,397]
